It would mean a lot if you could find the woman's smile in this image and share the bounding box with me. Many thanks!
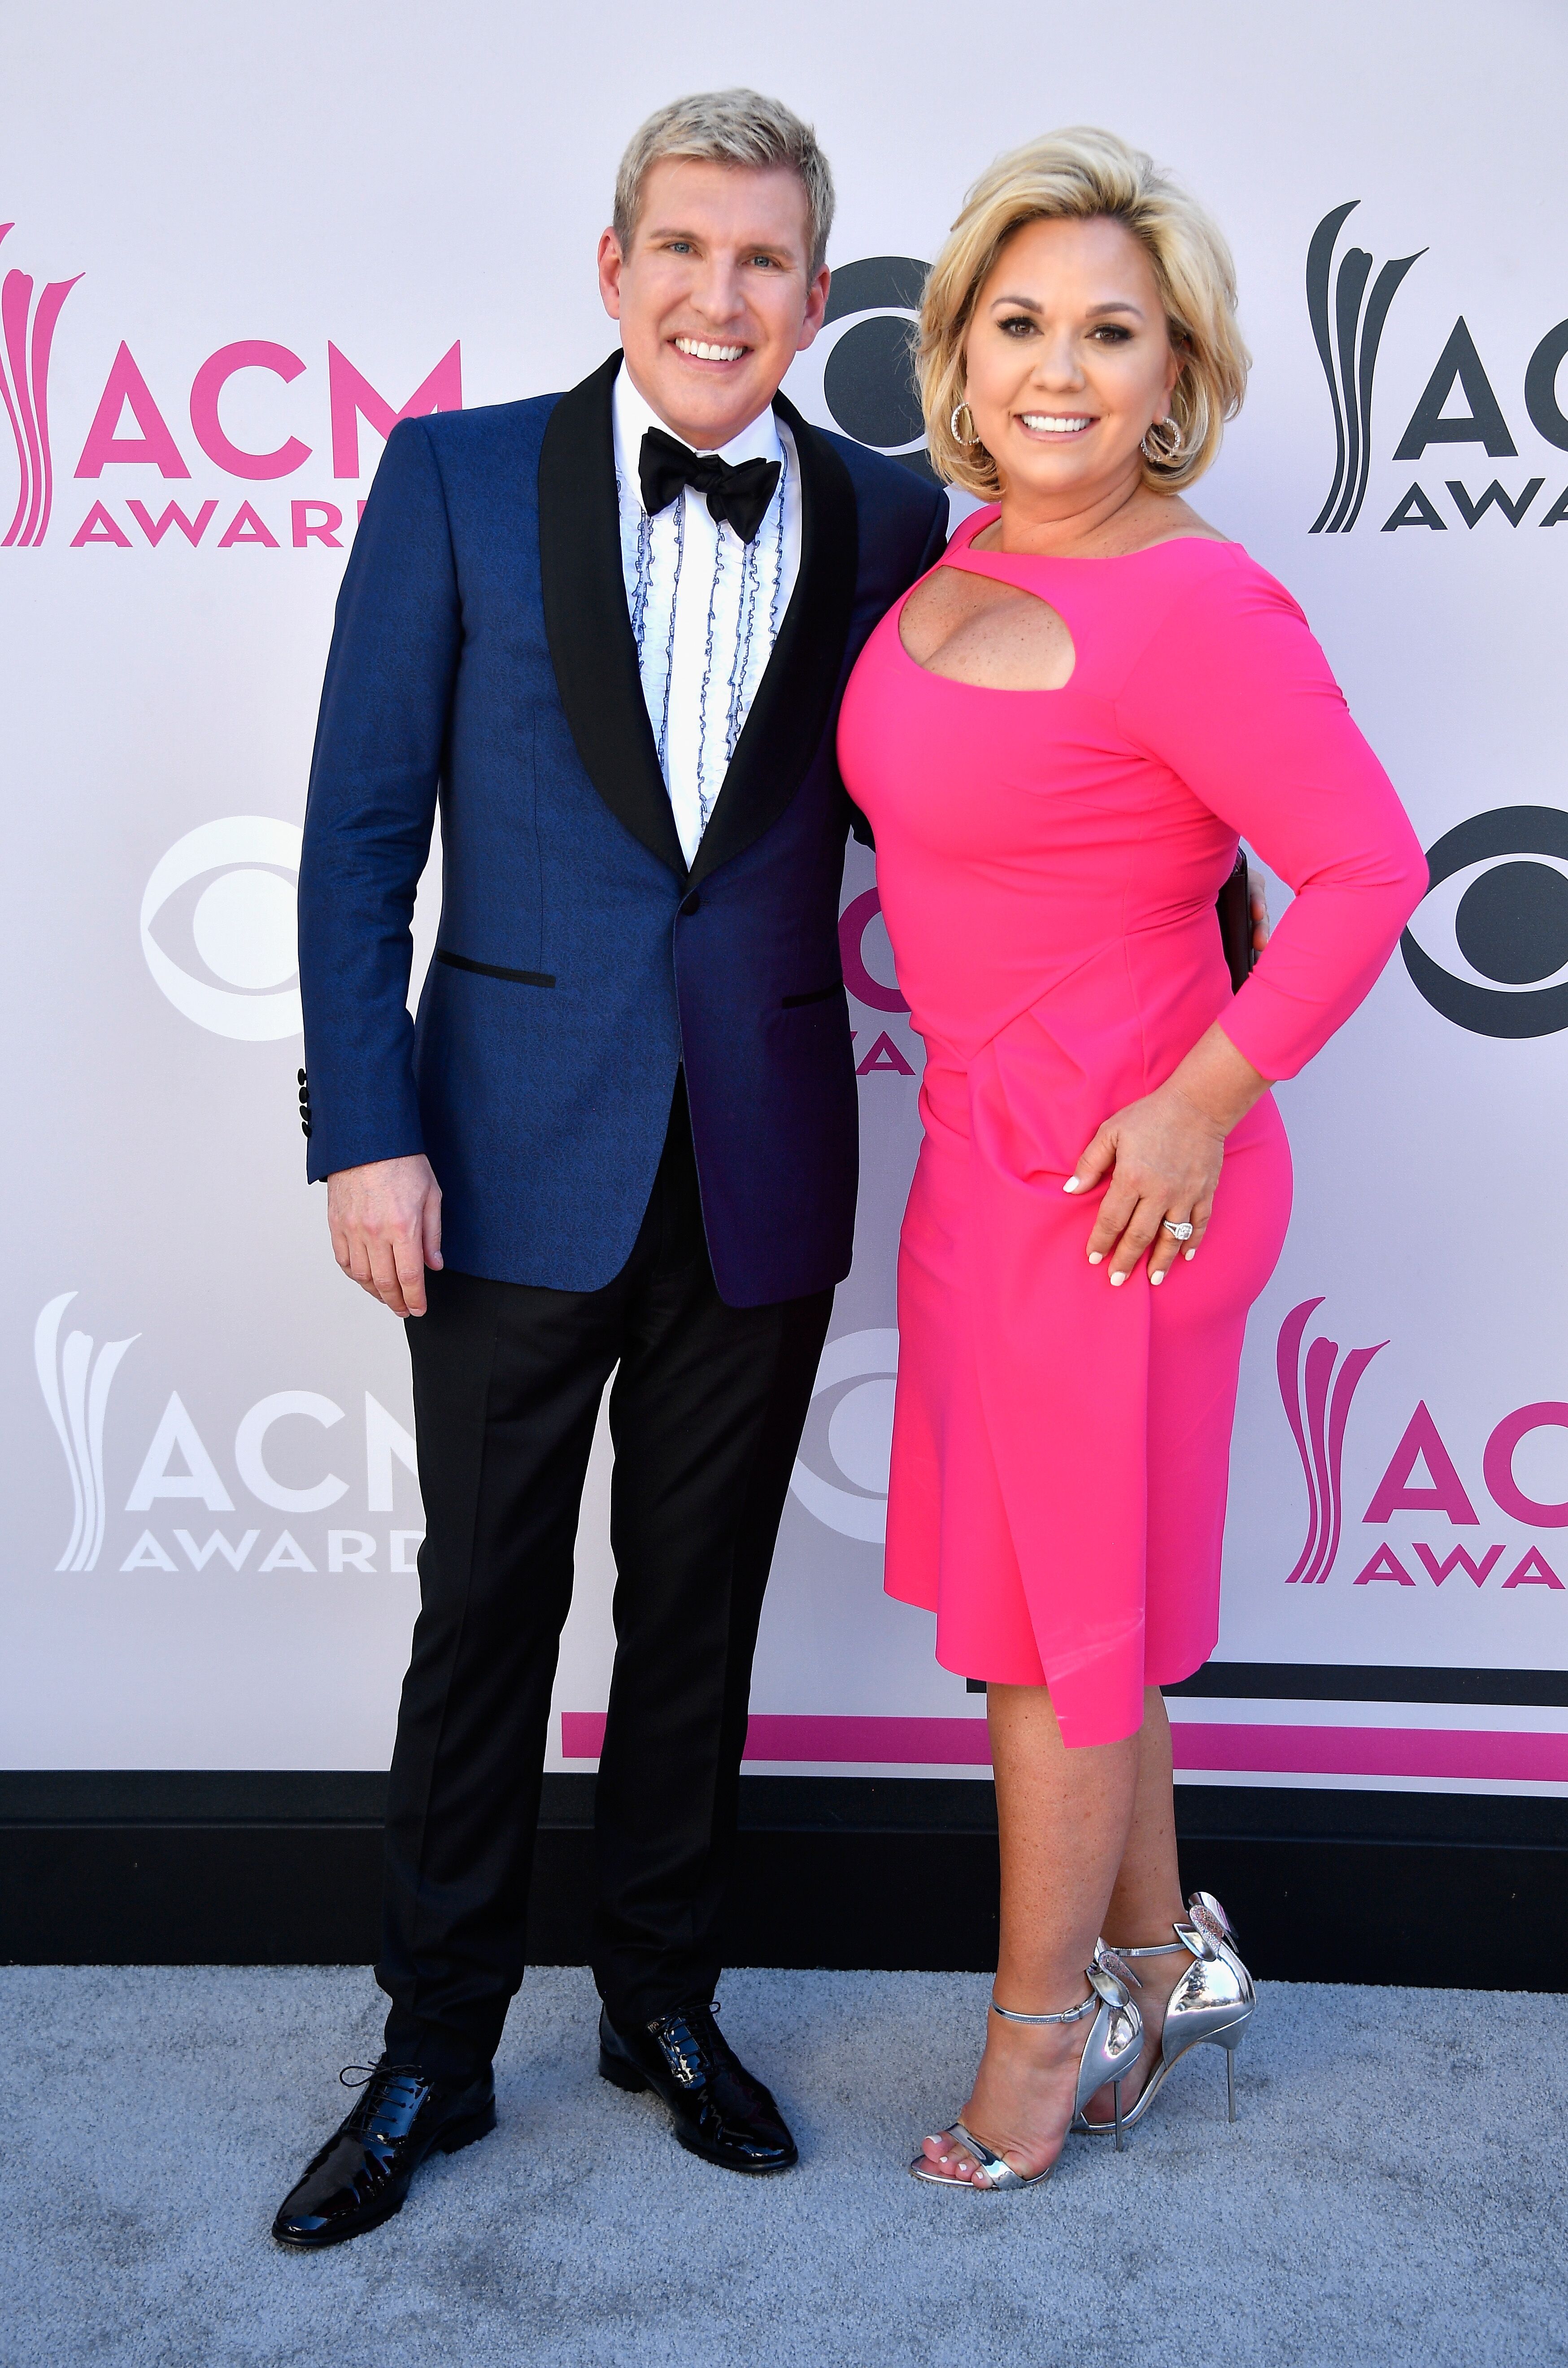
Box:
[1015,410,1097,439]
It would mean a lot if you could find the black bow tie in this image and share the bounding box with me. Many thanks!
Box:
[638,426,781,544]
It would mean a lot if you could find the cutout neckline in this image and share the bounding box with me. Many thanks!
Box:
[892,516,1237,689]
[896,566,1077,694]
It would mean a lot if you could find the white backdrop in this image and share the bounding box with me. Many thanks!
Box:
[4,0,1566,1800]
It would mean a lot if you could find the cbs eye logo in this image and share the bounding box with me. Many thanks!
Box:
[788,1328,899,1542]
[1402,806,1568,1038]
[140,815,303,1040]
[814,257,937,482]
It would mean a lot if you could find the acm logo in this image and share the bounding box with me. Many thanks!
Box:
[1279,1298,1568,1596]
[0,216,460,551]
[1308,200,1568,535]
[35,1292,424,1577]
[0,220,81,546]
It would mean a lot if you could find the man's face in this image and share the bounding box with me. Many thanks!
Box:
[598,157,829,450]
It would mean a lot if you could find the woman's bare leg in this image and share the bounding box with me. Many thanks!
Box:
[1105,1687,1186,1939]
[1080,1686,1189,2122]
[917,1680,1140,2185]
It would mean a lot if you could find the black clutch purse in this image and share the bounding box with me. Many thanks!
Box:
[1215,849,1254,994]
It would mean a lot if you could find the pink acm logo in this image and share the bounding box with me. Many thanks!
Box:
[1276,1296,1386,1585]
[0,215,460,550]
[1278,1295,1568,1592]
[0,222,81,547]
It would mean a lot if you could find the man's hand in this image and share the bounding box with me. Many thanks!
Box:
[327,1155,443,1319]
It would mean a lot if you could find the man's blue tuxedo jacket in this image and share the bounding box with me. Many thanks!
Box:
[297,353,948,1306]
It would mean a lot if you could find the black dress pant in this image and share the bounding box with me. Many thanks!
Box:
[378,1081,833,2080]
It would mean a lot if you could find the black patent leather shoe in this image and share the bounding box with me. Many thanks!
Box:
[598,1998,797,2173]
[271,2058,496,2247]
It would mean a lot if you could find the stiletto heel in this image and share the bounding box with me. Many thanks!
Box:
[1072,1890,1255,2141]
[911,1963,1142,2188]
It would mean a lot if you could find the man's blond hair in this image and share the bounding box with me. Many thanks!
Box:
[614,90,835,275]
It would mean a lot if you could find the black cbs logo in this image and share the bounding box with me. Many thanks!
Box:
[819,257,936,481]
[1402,806,1568,1036]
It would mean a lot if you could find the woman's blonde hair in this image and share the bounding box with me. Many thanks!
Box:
[917,127,1249,499]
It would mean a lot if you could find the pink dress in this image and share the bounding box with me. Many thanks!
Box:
[836,514,1427,1747]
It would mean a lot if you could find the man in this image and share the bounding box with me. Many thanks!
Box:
[273,90,949,2247]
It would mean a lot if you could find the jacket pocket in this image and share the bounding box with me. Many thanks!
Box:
[435,950,556,988]
[781,979,845,1009]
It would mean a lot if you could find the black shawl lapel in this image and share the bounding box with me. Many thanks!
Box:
[687,390,859,890]
[538,351,688,880]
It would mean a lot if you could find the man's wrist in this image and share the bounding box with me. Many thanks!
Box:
[328,1151,431,1183]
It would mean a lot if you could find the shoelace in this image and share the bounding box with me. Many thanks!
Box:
[649,1998,725,2088]
[338,2061,427,2090]
[335,2062,436,2142]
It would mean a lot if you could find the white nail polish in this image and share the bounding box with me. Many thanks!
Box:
[1185,1246,1196,1261]
[1087,1251,1103,1265]
[1063,1177,1080,1193]
[1109,1270,1127,1287]
[1150,1268,1165,1285]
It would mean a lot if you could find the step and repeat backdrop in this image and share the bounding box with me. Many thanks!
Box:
[4,0,1566,1800]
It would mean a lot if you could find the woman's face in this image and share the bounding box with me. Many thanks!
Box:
[960,214,1181,505]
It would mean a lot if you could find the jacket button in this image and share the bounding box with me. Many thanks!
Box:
[297,1069,307,1086]
[680,892,701,917]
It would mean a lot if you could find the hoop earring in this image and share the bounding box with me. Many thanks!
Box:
[950,401,980,446]
[1140,414,1184,465]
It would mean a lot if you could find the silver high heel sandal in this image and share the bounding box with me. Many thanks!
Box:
[1072,1890,1255,2139]
[911,1962,1143,2188]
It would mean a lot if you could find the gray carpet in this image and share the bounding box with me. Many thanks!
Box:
[4,1965,1564,2368]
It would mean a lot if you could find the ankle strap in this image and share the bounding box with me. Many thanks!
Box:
[990,1989,1096,2026]
[1105,1937,1189,1959]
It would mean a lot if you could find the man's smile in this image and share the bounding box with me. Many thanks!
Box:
[671,335,749,364]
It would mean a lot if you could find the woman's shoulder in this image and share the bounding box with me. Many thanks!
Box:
[1111,533,1338,723]
[1141,534,1310,629]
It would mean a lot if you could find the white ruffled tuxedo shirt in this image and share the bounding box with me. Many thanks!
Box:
[611,365,802,867]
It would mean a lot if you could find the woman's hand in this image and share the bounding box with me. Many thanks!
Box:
[1066,1084,1226,1284]
[1249,864,1272,953]
[1065,1023,1270,1285]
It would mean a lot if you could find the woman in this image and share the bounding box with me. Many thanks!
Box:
[837,129,1427,2188]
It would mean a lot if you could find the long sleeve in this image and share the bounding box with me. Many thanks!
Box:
[1115,548,1429,1081]
[297,417,462,1181]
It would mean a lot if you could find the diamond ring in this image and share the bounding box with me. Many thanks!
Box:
[1162,1219,1194,1242]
